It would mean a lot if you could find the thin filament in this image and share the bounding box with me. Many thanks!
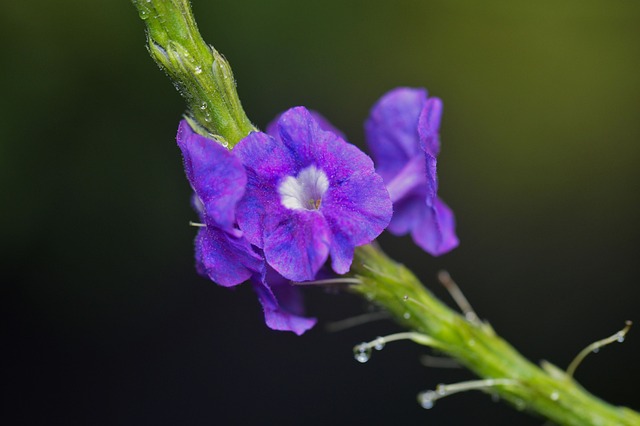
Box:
[566,321,632,378]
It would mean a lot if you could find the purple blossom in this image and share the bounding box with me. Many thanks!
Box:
[365,87,459,255]
[177,120,315,334]
[234,106,392,282]
[177,120,263,287]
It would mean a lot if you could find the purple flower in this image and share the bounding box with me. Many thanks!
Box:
[177,120,316,334]
[233,107,392,282]
[365,87,459,255]
[177,120,264,287]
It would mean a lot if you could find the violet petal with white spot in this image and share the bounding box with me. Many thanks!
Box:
[235,107,392,281]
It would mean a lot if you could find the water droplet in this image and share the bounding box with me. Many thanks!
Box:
[200,102,207,110]
[353,343,371,363]
[435,384,446,396]
[418,390,437,409]
[402,295,409,301]
[194,66,202,75]
[617,333,625,343]
[403,312,411,320]
[592,348,600,354]
[365,292,374,301]
[491,393,500,403]
[514,399,526,411]
[550,391,560,401]
[373,337,385,351]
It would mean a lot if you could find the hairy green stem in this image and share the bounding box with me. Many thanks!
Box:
[131,1,639,424]
[349,244,640,426]
[132,0,255,146]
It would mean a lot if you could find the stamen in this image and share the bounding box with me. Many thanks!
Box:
[566,320,632,377]
[417,378,520,410]
[438,270,480,324]
[189,221,207,227]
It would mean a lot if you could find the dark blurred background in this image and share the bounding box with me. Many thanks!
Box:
[2,1,639,425]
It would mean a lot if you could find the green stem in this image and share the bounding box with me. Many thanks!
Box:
[131,0,255,146]
[349,244,640,426]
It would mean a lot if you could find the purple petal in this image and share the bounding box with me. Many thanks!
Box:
[267,110,346,141]
[364,87,427,183]
[235,127,334,280]
[276,107,324,165]
[239,107,391,279]
[326,233,354,274]
[411,197,459,256]
[365,88,458,255]
[234,132,297,247]
[263,211,331,282]
[251,272,317,335]
[418,98,442,205]
[418,97,443,157]
[278,107,392,274]
[265,117,279,140]
[275,107,367,188]
[384,155,427,203]
[386,192,426,235]
[194,226,265,287]
[321,169,392,273]
[424,153,438,207]
[177,120,246,232]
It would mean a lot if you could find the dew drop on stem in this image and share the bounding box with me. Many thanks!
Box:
[373,337,385,351]
[354,343,372,363]
[418,390,437,409]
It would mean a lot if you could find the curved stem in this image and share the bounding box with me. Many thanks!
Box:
[349,244,640,426]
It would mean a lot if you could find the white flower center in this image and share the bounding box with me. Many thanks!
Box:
[278,165,329,211]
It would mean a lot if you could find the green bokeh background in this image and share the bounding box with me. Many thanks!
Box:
[2,1,639,425]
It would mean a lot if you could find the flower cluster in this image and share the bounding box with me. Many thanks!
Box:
[176,88,458,334]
